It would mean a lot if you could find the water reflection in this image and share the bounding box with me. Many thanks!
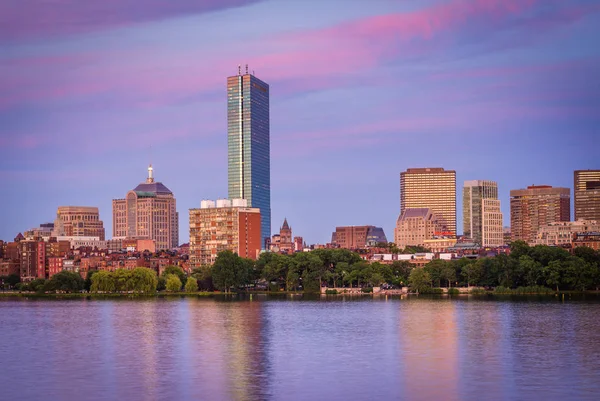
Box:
[1,296,600,401]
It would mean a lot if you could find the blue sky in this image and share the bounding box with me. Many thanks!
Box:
[1,0,599,244]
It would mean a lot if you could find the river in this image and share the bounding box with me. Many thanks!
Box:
[1,295,599,401]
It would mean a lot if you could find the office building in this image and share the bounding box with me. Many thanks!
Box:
[394,208,449,250]
[510,185,570,243]
[332,226,387,249]
[112,165,179,251]
[400,168,457,235]
[52,207,105,240]
[533,220,600,247]
[227,66,271,248]
[189,199,261,267]
[574,170,600,221]
[463,180,504,247]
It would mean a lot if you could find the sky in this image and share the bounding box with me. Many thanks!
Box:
[1,0,599,245]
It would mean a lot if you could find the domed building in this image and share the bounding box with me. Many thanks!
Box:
[112,165,179,251]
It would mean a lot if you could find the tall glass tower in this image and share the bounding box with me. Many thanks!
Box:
[227,66,271,248]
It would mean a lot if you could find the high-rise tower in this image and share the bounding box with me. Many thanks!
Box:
[227,65,271,247]
[463,180,504,247]
[112,165,179,250]
[574,170,600,221]
[400,168,457,235]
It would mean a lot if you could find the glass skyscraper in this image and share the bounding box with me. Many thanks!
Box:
[227,67,271,248]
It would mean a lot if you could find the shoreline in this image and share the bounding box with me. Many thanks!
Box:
[1,290,599,299]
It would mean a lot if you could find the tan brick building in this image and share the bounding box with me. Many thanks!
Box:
[510,185,570,243]
[394,208,449,250]
[52,206,105,240]
[112,165,178,251]
[400,168,457,235]
[574,170,600,221]
[189,199,261,267]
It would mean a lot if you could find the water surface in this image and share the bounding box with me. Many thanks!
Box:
[1,295,599,401]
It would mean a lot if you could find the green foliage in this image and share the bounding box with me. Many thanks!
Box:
[157,276,166,292]
[184,276,199,292]
[494,285,555,294]
[161,265,186,286]
[325,289,338,295]
[418,287,444,294]
[85,270,98,291]
[403,246,431,254]
[0,274,20,289]
[46,271,84,293]
[211,250,253,292]
[408,268,432,292]
[90,268,157,294]
[165,274,182,292]
[29,278,47,293]
[361,287,373,293]
[447,288,460,295]
[469,288,488,295]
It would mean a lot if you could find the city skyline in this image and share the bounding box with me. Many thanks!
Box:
[1,0,599,244]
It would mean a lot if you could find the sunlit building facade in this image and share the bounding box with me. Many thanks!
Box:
[52,207,105,240]
[331,226,387,249]
[463,180,504,247]
[510,185,570,244]
[112,166,179,251]
[227,67,271,248]
[574,170,600,221]
[189,199,262,267]
[394,208,449,250]
[400,168,457,235]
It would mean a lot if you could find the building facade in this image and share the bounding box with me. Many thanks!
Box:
[331,226,387,249]
[510,185,570,243]
[227,67,271,248]
[533,220,600,247]
[189,199,262,267]
[394,208,449,250]
[463,180,504,247]
[270,218,294,253]
[112,166,178,251]
[574,170,600,221]
[52,207,105,240]
[400,168,457,235]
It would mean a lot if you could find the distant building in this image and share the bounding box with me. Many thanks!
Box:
[394,208,450,250]
[189,199,262,267]
[20,240,45,281]
[331,226,387,249]
[24,223,54,241]
[573,231,600,251]
[400,168,457,235]
[533,220,600,247]
[52,207,105,240]
[503,226,512,245]
[463,180,504,247]
[574,170,600,221]
[112,165,179,250]
[227,67,271,248]
[293,236,304,252]
[510,185,570,243]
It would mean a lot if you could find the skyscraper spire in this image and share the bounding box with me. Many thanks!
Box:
[147,164,154,183]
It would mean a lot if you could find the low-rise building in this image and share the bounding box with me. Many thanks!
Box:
[572,232,600,251]
[533,220,600,247]
[394,208,449,250]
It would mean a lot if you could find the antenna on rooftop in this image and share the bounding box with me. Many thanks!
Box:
[238,64,241,75]
[246,64,248,74]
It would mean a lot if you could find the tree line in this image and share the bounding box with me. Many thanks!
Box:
[3,242,599,294]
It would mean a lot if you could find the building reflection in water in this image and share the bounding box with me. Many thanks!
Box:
[398,299,459,401]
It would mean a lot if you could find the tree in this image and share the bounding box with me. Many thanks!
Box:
[161,266,186,288]
[47,271,84,293]
[1,274,20,289]
[157,276,167,292]
[518,255,542,287]
[85,270,98,292]
[544,260,562,292]
[212,251,242,292]
[91,270,116,293]
[441,265,456,288]
[165,274,182,292]
[408,268,431,293]
[185,276,199,292]
[191,265,213,290]
[460,260,482,287]
[128,267,158,293]
[29,278,47,293]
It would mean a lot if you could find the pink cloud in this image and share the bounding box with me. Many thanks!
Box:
[0,0,262,41]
